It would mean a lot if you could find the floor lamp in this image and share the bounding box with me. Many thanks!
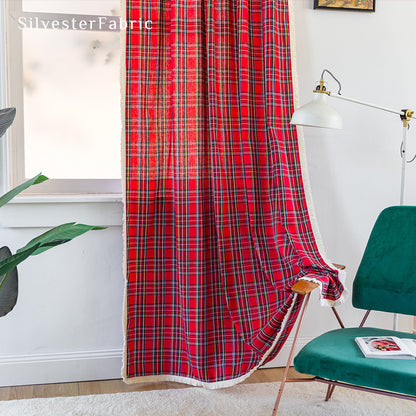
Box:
[290,69,415,330]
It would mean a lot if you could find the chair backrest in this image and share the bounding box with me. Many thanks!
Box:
[353,206,416,316]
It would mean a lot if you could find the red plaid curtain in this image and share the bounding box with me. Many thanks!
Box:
[123,0,344,387]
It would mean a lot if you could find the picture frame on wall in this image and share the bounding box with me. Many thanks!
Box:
[314,0,376,12]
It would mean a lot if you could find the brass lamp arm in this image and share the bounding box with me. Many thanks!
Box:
[314,69,414,126]
[328,92,415,126]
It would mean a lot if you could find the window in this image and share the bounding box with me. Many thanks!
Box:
[2,0,122,194]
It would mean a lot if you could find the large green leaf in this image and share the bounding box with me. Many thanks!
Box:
[0,244,42,279]
[17,223,105,256]
[0,247,19,317]
[0,173,48,207]
[0,107,16,137]
[0,223,105,293]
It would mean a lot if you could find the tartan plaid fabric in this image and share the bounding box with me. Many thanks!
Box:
[123,0,344,386]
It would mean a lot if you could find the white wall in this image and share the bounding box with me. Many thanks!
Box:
[293,0,416,333]
[1,0,416,386]
[0,197,124,386]
[0,6,124,386]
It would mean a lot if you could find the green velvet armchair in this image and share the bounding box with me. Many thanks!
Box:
[272,206,416,415]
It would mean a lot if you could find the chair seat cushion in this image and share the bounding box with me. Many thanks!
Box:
[294,327,416,397]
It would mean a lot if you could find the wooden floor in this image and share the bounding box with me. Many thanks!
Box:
[0,367,307,401]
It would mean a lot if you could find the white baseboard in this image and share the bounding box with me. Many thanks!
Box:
[0,336,310,387]
[0,349,123,387]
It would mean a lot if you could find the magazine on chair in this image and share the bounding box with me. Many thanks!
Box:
[355,336,416,359]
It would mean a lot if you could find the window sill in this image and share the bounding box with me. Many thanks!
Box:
[8,193,123,205]
[1,194,123,228]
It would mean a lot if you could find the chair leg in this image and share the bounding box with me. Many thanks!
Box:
[331,307,345,328]
[271,293,311,416]
[325,384,336,401]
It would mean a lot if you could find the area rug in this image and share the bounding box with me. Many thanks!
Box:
[1,382,414,416]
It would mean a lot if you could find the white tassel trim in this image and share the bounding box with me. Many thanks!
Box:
[300,264,348,307]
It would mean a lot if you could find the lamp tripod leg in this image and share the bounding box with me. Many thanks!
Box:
[400,124,407,206]
[395,124,408,331]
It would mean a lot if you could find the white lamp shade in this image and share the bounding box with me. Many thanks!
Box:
[290,93,343,129]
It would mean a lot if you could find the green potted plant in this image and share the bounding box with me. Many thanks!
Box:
[0,107,105,317]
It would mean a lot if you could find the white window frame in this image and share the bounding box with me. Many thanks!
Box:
[1,0,122,195]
